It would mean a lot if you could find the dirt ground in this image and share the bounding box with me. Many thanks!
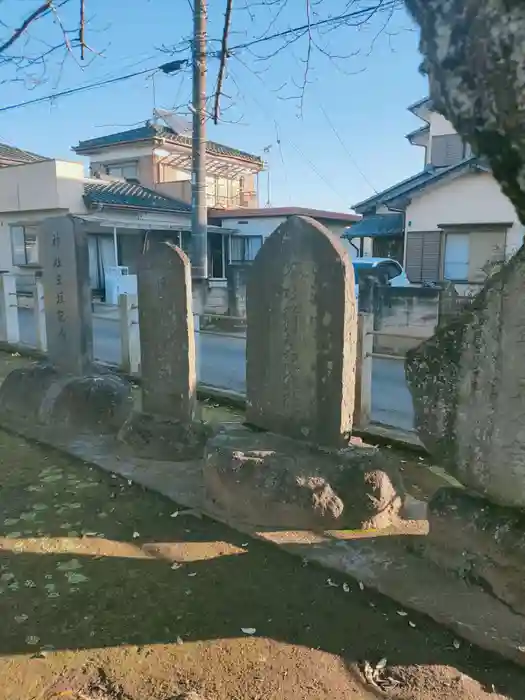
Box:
[1,430,525,700]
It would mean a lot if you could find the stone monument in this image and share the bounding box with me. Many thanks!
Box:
[204,217,405,530]
[406,246,525,614]
[0,215,132,435]
[118,236,210,460]
[246,215,356,448]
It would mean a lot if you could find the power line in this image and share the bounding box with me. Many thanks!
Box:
[317,100,378,195]
[0,2,399,116]
[217,1,400,56]
[229,60,349,206]
[0,60,187,115]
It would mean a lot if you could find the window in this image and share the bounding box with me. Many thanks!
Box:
[11,225,39,266]
[106,162,138,180]
[230,235,262,263]
[208,232,227,279]
[444,233,470,281]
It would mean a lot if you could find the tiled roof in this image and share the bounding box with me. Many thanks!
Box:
[75,123,264,166]
[344,213,404,239]
[83,180,192,214]
[353,157,481,213]
[0,142,45,164]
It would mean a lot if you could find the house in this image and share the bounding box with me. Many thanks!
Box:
[0,158,233,311]
[208,206,361,265]
[74,120,265,281]
[0,142,46,167]
[348,97,523,294]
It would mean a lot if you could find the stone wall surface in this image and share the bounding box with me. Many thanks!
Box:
[406,246,525,507]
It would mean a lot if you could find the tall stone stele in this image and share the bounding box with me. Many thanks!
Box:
[118,235,210,461]
[0,215,133,436]
[246,215,357,448]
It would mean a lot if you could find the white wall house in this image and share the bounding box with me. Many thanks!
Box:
[353,96,523,292]
[0,158,210,300]
[209,207,361,263]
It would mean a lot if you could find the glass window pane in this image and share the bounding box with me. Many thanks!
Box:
[246,236,262,261]
[230,235,244,262]
[25,232,39,265]
[444,233,469,280]
[10,226,26,265]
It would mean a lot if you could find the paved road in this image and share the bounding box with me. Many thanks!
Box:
[18,308,415,432]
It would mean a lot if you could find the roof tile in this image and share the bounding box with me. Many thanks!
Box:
[0,142,45,164]
[75,124,263,166]
[83,180,192,213]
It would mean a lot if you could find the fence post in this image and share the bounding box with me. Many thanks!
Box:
[354,311,373,429]
[193,313,201,381]
[119,293,140,375]
[0,274,20,345]
[34,276,47,352]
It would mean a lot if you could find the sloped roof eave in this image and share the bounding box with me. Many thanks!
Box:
[353,158,482,213]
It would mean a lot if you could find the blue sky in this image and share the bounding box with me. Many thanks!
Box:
[0,0,428,211]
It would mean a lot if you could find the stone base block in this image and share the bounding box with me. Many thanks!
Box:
[118,411,212,461]
[0,364,133,435]
[203,426,405,530]
[421,487,525,616]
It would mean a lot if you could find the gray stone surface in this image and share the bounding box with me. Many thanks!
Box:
[203,426,404,530]
[39,216,93,375]
[422,487,525,617]
[138,236,196,420]
[246,215,356,447]
[406,249,525,507]
[118,411,212,461]
[0,364,132,435]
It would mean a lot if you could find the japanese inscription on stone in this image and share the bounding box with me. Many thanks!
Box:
[40,216,93,375]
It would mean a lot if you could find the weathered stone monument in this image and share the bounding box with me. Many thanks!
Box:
[246,215,356,447]
[406,249,525,613]
[118,235,209,460]
[0,215,132,435]
[40,215,93,374]
[137,236,196,420]
[204,216,405,530]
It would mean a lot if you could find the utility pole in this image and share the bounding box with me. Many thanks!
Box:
[191,0,208,287]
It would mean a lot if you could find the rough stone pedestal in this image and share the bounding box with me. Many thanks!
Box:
[118,411,212,461]
[0,364,133,435]
[421,487,525,616]
[203,426,404,530]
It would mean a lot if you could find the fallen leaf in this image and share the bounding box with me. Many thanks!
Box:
[376,658,387,671]
[408,621,416,628]
[171,563,182,570]
[132,532,140,539]
[188,572,197,577]
[342,583,350,593]
[26,635,40,646]
[241,628,256,635]
[453,639,461,649]
[170,512,179,518]
[396,610,408,617]
[358,581,365,591]
[326,578,338,588]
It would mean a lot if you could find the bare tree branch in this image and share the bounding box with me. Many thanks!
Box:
[213,0,233,124]
[0,1,53,55]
